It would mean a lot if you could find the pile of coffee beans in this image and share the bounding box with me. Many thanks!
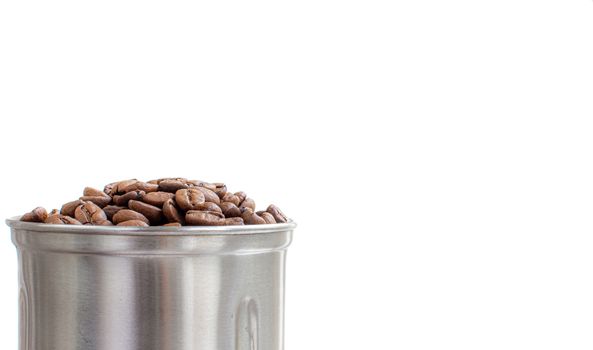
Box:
[20,178,288,227]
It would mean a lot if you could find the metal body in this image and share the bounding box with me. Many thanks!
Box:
[6,218,295,350]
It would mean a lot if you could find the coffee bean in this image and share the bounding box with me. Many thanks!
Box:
[241,208,266,225]
[113,190,145,206]
[185,210,225,226]
[103,182,117,196]
[20,178,289,227]
[104,179,138,196]
[103,205,125,220]
[220,202,241,218]
[112,209,150,225]
[186,179,205,187]
[212,183,227,198]
[235,192,247,204]
[61,200,84,217]
[83,187,110,197]
[115,179,139,193]
[158,180,188,193]
[62,216,83,225]
[194,182,216,190]
[162,222,182,227]
[175,188,206,211]
[45,214,82,225]
[266,204,288,223]
[128,200,163,224]
[193,187,220,204]
[222,217,245,225]
[221,192,241,206]
[239,197,256,210]
[79,195,111,208]
[117,220,149,227]
[20,207,48,222]
[95,219,113,226]
[44,213,60,224]
[257,211,277,224]
[120,181,159,193]
[142,191,174,207]
[194,202,223,214]
[74,202,107,225]
[163,198,184,224]
[149,177,188,185]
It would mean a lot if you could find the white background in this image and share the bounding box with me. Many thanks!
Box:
[1,0,593,349]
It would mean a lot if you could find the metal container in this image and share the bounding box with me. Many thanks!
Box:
[6,218,296,350]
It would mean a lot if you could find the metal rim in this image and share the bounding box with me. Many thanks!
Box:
[5,217,297,236]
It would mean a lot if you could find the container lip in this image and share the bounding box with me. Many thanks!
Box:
[5,216,297,236]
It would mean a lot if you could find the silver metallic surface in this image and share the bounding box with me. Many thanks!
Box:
[6,218,296,350]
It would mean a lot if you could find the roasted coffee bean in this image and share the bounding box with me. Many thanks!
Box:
[75,202,107,224]
[257,211,277,224]
[20,178,289,227]
[61,200,84,217]
[149,177,188,185]
[142,191,174,207]
[212,183,227,198]
[128,200,163,224]
[103,205,126,221]
[121,181,159,193]
[239,197,256,210]
[175,188,206,211]
[115,179,139,194]
[222,217,245,225]
[20,207,48,222]
[221,192,241,206]
[104,179,138,196]
[43,210,57,223]
[79,195,111,208]
[113,190,145,206]
[117,220,149,227]
[235,192,247,204]
[103,182,117,196]
[44,215,61,224]
[241,208,266,225]
[194,186,220,204]
[83,187,109,197]
[220,202,241,218]
[95,219,113,226]
[112,209,150,225]
[162,222,182,227]
[186,179,205,187]
[266,204,288,223]
[45,214,82,225]
[64,216,83,224]
[185,210,225,226]
[162,199,184,224]
[194,202,223,214]
[158,179,188,193]
[194,181,216,190]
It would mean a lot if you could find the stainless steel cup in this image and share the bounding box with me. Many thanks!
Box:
[6,218,296,350]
